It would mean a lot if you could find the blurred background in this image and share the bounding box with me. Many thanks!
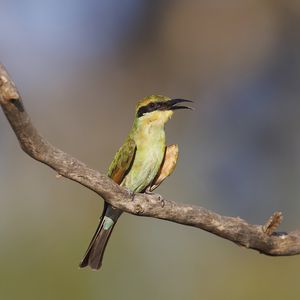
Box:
[1,1,300,299]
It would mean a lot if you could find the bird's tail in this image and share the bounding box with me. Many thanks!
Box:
[79,205,122,270]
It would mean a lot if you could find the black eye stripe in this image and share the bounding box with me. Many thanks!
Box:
[137,102,164,118]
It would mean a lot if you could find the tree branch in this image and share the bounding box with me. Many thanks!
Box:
[1,63,300,257]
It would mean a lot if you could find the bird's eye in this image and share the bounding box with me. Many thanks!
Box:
[149,103,155,108]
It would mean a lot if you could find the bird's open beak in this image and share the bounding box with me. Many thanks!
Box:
[168,98,194,111]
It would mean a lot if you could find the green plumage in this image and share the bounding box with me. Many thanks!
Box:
[120,123,165,192]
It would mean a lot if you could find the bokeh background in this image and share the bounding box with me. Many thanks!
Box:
[1,1,300,299]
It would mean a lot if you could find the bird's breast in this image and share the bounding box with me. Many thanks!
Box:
[121,126,165,192]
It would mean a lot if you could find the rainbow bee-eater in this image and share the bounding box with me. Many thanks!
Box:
[79,95,193,270]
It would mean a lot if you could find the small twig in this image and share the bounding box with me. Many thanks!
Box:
[263,212,283,236]
[1,62,300,257]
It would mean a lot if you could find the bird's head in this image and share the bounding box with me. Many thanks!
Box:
[135,95,193,126]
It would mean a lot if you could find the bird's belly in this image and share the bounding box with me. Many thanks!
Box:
[121,144,164,192]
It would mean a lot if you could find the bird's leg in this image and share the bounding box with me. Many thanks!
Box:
[145,187,165,208]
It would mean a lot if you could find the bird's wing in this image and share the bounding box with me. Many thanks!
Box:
[149,144,179,191]
[107,136,137,184]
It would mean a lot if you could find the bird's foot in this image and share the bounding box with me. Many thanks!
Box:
[145,187,165,208]
[124,187,135,201]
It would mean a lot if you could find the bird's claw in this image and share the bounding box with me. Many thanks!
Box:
[145,188,165,208]
[124,187,135,201]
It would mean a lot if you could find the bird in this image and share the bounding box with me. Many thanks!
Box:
[79,95,193,270]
